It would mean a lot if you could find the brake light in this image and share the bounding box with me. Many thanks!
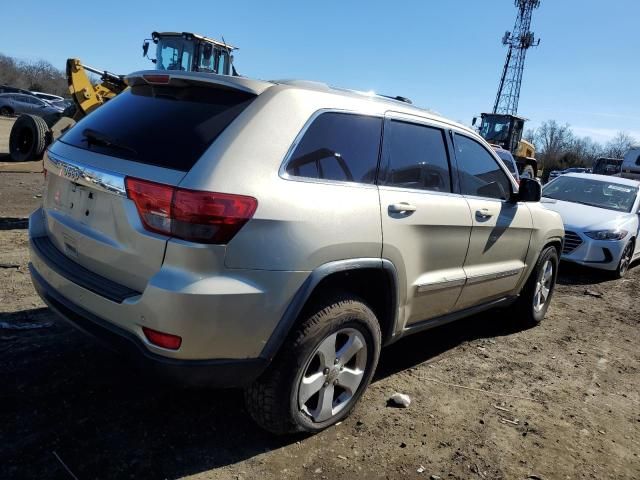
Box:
[125,177,257,244]
[142,74,170,84]
[142,327,182,350]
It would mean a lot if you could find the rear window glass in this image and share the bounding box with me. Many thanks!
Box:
[60,85,255,171]
[285,112,382,184]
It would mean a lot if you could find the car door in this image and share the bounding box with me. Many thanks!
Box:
[15,95,34,115]
[452,132,533,310]
[379,114,472,327]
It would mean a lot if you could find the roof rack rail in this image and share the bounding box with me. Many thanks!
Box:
[379,94,413,104]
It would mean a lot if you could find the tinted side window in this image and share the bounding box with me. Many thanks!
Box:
[383,120,451,192]
[496,150,517,175]
[455,134,512,200]
[286,113,382,184]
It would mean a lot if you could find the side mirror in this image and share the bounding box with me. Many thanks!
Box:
[472,117,477,127]
[142,40,150,57]
[516,177,541,202]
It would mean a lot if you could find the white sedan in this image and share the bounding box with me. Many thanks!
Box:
[541,173,640,278]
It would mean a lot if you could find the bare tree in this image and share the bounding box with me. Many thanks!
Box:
[534,120,574,165]
[604,132,638,159]
[0,53,68,96]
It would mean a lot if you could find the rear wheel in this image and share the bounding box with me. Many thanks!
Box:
[0,106,12,116]
[613,240,634,279]
[511,246,559,327]
[245,294,381,434]
[9,114,49,161]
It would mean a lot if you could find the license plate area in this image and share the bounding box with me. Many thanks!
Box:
[60,183,98,224]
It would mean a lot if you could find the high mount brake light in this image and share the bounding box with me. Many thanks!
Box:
[125,177,257,244]
[142,74,170,84]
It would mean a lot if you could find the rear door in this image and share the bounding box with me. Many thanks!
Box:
[379,114,472,326]
[41,79,258,292]
[451,132,532,310]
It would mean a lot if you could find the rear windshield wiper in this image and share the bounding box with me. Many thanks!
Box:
[82,128,138,158]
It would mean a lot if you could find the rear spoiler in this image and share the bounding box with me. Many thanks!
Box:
[125,70,272,95]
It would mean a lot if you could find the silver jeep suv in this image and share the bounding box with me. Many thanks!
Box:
[29,71,564,434]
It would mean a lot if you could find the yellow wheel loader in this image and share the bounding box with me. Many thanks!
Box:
[473,113,538,179]
[9,31,238,161]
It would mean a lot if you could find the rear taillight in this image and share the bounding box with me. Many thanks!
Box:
[125,177,257,244]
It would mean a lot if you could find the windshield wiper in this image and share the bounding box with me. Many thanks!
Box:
[82,128,138,158]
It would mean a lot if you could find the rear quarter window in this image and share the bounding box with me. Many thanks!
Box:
[60,85,256,171]
[285,112,382,184]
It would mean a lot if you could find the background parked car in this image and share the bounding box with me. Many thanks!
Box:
[31,91,69,109]
[0,84,33,95]
[0,93,64,117]
[541,173,640,278]
[592,157,623,176]
[619,148,640,180]
[548,167,589,182]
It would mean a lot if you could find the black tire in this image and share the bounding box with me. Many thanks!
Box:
[245,294,381,434]
[612,239,634,279]
[511,246,559,327]
[521,164,535,179]
[9,114,49,161]
[0,106,13,116]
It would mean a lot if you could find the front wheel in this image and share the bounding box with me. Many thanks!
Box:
[245,294,381,434]
[0,106,12,116]
[613,240,634,279]
[511,246,559,327]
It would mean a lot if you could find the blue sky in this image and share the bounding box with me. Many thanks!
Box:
[2,0,639,143]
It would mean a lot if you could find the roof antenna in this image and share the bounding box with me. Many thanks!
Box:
[221,35,239,76]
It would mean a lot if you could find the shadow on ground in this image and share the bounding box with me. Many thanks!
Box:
[0,302,531,479]
[0,217,28,230]
[556,260,629,286]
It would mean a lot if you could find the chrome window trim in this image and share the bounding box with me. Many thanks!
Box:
[44,150,127,198]
[278,108,384,188]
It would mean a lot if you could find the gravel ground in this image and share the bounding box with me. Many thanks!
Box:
[0,126,638,479]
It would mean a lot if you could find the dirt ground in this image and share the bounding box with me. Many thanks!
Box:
[1,119,638,479]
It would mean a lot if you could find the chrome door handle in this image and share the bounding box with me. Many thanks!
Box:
[389,202,417,213]
[476,208,493,219]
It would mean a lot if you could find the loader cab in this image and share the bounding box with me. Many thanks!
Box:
[143,31,236,75]
[475,113,525,155]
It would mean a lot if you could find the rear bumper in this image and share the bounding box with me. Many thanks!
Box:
[28,207,309,385]
[30,264,267,387]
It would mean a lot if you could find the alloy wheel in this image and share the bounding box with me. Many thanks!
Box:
[298,328,368,423]
[619,243,632,276]
[533,259,553,312]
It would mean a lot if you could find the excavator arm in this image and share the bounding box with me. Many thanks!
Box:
[9,58,127,161]
[66,58,127,119]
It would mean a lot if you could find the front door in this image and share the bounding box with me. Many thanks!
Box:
[451,132,533,310]
[379,115,472,327]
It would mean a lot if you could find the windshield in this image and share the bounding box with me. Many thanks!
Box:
[543,176,638,213]
[155,37,195,71]
[479,117,510,143]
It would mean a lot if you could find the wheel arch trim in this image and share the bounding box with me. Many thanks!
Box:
[259,258,399,361]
